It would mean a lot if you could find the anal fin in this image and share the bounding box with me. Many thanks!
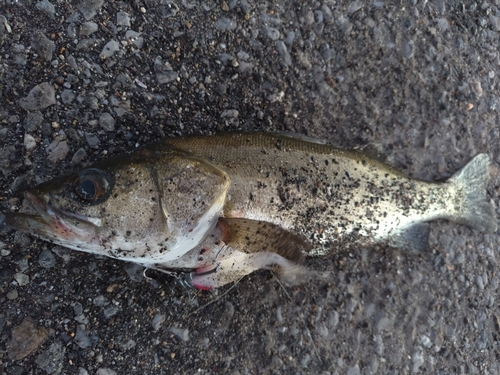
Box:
[387,223,431,253]
[219,218,311,263]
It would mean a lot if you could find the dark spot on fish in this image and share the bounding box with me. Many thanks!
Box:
[126,230,131,236]
[325,160,329,166]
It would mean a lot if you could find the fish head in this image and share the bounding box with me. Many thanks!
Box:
[3,149,231,264]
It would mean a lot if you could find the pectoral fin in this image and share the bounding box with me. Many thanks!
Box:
[219,218,311,263]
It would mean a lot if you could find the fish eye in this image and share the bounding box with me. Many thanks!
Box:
[73,169,112,204]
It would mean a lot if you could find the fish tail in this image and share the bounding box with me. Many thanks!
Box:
[448,154,497,233]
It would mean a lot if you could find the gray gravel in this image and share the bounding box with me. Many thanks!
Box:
[1,0,500,374]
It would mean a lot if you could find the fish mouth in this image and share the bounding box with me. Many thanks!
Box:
[3,191,99,246]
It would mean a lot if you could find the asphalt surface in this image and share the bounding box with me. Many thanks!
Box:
[1,0,500,374]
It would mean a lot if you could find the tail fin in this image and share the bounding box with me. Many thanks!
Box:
[448,154,497,233]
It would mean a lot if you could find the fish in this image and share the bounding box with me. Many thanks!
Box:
[1,132,497,289]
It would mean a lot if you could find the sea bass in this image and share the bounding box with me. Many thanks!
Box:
[1,132,497,289]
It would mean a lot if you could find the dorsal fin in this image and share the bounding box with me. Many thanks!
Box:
[270,131,329,145]
[219,218,310,263]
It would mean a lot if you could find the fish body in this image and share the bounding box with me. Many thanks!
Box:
[2,132,497,289]
[158,132,497,254]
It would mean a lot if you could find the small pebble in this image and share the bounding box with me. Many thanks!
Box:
[103,306,120,319]
[284,31,295,46]
[14,272,30,286]
[35,0,56,19]
[24,112,44,132]
[237,51,250,60]
[47,141,69,165]
[74,329,92,349]
[116,11,130,27]
[347,1,363,14]
[80,22,98,36]
[96,369,117,375]
[19,82,56,112]
[374,334,384,355]
[7,289,18,300]
[73,302,83,316]
[31,31,55,61]
[93,295,109,307]
[125,30,143,48]
[169,327,189,341]
[24,134,37,151]
[300,9,314,26]
[152,314,166,331]
[119,339,136,351]
[78,0,104,20]
[215,17,237,31]
[156,71,178,84]
[158,2,178,18]
[412,348,424,373]
[471,79,483,97]
[85,132,100,148]
[421,335,432,348]
[38,249,56,268]
[275,41,291,66]
[347,364,360,375]
[35,341,65,374]
[99,112,115,131]
[262,25,280,40]
[6,318,48,360]
[100,40,120,59]
[221,109,239,118]
[71,148,87,165]
[238,60,254,73]
[61,89,76,104]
